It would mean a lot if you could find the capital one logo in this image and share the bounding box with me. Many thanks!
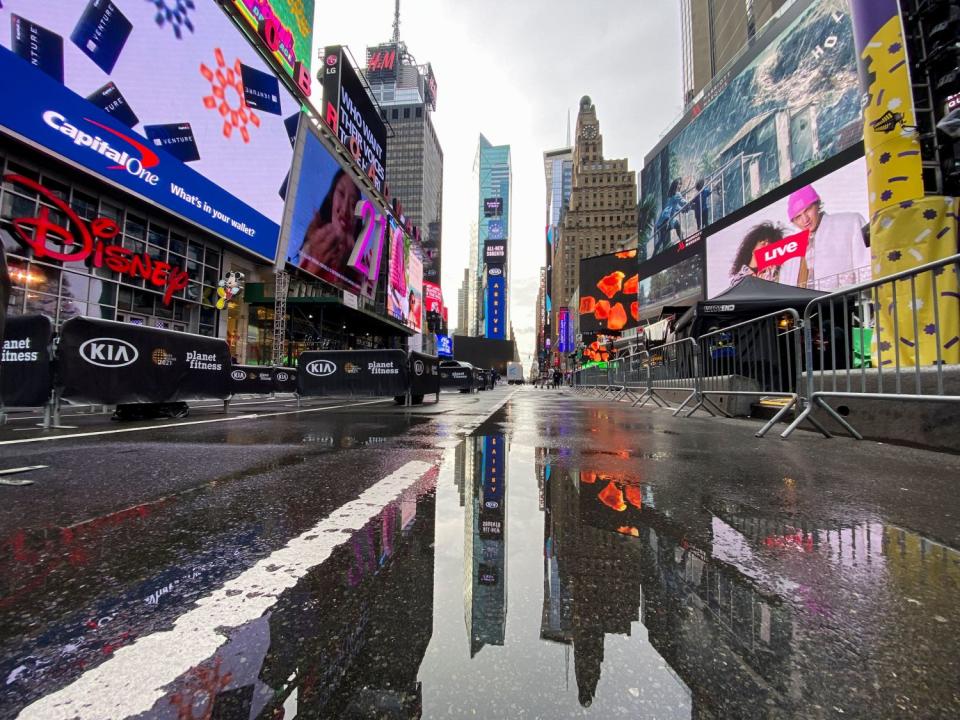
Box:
[43,111,160,185]
[79,338,139,367]
[305,359,336,377]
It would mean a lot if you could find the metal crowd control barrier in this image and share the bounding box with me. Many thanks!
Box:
[697,308,803,438]
[782,253,960,440]
[644,337,706,416]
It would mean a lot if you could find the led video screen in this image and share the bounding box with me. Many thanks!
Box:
[387,220,424,330]
[638,0,862,262]
[283,122,386,299]
[0,0,300,260]
[637,254,704,321]
[705,157,869,297]
[578,249,639,335]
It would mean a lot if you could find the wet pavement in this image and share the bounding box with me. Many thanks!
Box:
[1,388,959,718]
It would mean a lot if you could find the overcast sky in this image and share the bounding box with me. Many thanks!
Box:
[311,0,684,363]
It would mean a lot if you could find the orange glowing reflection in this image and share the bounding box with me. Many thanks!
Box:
[598,480,626,512]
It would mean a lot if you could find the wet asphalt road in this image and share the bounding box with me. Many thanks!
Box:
[1,387,959,719]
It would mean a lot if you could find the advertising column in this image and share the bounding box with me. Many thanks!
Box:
[848,0,959,365]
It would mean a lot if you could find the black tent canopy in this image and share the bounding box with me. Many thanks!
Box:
[692,276,827,337]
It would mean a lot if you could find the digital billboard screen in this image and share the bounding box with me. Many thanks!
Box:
[485,266,505,339]
[0,1,300,261]
[638,0,862,262]
[557,307,573,353]
[283,122,386,299]
[578,249,640,335]
[423,281,443,315]
[705,156,869,297]
[483,197,503,217]
[226,0,314,91]
[638,254,704,322]
[321,45,387,193]
[437,334,453,357]
[488,219,504,240]
[387,220,423,330]
[484,240,506,264]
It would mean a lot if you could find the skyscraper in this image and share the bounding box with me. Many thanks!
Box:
[680,0,789,103]
[473,135,511,339]
[363,37,443,286]
[551,97,636,359]
[541,147,574,364]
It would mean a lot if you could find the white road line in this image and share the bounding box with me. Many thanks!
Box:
[0,399,390,446]
[2,398,300,422]
[17,460,436,720]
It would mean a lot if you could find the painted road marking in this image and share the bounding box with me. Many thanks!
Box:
[16,460,436,720]
[0,399,390,446]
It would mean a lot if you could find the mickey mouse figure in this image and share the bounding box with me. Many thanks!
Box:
[215,271,245,310]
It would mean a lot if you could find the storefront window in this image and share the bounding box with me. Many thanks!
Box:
[0,148,226,335]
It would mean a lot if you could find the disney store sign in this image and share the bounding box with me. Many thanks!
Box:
[5,174,189,305]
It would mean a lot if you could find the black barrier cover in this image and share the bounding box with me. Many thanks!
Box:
[273,367,297,393]
[439,364,473,390]
[298,350,408,397]
[230,365,275,395]
[1,314,53,407]
[409,352,439,397]
[58,317,231,404]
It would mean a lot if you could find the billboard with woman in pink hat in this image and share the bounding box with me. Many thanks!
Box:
[705,157,871,297]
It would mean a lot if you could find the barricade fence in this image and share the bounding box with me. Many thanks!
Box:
[781,252,960,440]
[572,252,960,441]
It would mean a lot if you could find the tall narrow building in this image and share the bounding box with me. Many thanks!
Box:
[541,147,573,365]
[551,97,636,357]
[680,0,789,103]
[363,38,443,286]
[474,135,512,339]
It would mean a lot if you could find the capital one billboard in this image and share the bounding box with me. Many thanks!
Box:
[0,1,301,261]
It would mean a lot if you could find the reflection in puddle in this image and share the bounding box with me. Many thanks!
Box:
[4,428,960,719]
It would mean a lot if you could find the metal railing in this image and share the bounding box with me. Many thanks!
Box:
[571,253,960,442]
[697,308,802,438]
[781,253,960,440]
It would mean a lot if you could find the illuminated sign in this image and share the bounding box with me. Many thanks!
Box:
[423,281,443,314]
[227,0,314,96]
[578,250,639,335]
[366,43,398,76]
[0,3,299,261]
[483,197,503,217]
[488,219,504,240]
[283,122,386,299]
[486,273,505,339]
[424,62,438,111]
[485,240,506,263]
[557,307,572,353]
[437,334,453,357]
[321,46,388,192]
[5,174,189,304]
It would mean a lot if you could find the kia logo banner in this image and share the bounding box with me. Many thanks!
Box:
[79,338,139,367]
[305,359,337,377]
[230,365,278,395]
[57,317,231,404]
[231,369,247,381]
[298,350,409,397]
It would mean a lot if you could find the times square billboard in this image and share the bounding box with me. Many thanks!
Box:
[320,45,388,193]
[578,249,639,336]
[638,0,862,262]
[0,0,304,261]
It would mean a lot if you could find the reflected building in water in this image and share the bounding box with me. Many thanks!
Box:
[464,434,508,656]
[537,455,960,716]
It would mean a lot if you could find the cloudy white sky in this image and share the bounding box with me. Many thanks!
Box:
[312,0,684,362]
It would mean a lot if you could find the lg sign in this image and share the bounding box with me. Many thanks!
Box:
[79,338,139,368]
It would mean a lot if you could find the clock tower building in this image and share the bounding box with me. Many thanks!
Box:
[551,96,637,360]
